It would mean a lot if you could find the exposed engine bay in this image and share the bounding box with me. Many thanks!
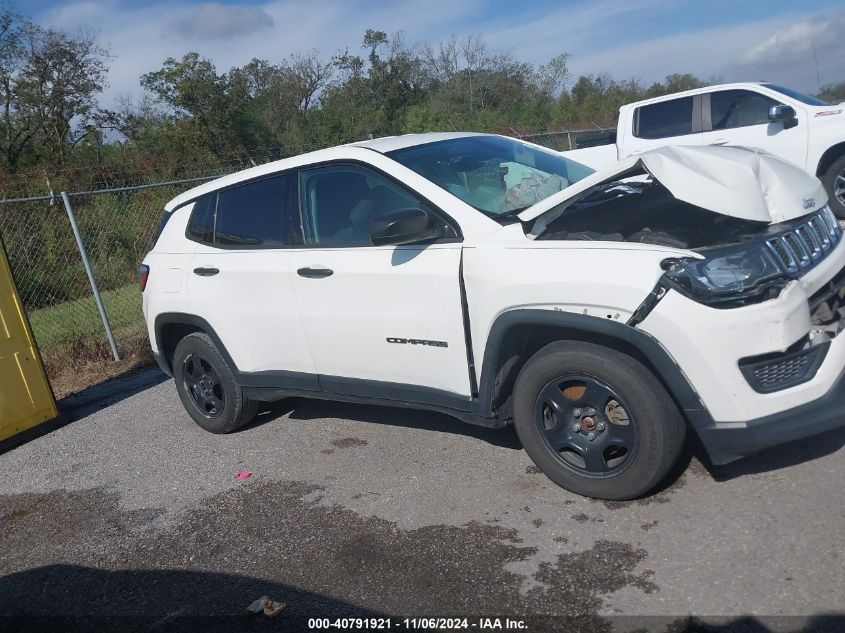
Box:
[534,174,775,250]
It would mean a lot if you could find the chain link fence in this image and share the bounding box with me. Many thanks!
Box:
[0,177,220,395]
[519,128,617,152]
[0,129,616,395]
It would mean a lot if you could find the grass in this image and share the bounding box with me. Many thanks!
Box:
[27,283,154,397]
[29,283,143,353]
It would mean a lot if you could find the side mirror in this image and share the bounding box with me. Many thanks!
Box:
[368,207,442,246]
[769,104,797,126]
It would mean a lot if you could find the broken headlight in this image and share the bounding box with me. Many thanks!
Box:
[661,244,788,308]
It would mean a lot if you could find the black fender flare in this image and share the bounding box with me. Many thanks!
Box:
[474,309,713,431]
[154,312,240,374]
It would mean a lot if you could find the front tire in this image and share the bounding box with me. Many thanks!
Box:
[513,341,685,500]
[172,332,259,433]
[821,154,845,218]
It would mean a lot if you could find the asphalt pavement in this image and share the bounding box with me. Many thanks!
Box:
[0,367,843,632]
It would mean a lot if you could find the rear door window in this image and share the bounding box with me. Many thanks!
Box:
[634,97,694,139]
[186,175,303,247]
[709,89,780,130]
[215,175,288,247]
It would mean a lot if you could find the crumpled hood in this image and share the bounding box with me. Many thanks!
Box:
[519,145,828,227]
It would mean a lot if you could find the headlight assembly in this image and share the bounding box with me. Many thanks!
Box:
[661,244,789,308]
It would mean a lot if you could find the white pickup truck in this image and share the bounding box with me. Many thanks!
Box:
[564,82,845,217]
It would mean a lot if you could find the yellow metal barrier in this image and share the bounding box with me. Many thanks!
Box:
[0,236,57,441]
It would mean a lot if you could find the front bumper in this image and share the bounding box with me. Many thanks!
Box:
[693,365,845,464]
[639,240,845,464]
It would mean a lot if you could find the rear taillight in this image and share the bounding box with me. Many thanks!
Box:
[139,264,149,291]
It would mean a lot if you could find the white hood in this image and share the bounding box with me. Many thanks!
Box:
[519,145,828,228]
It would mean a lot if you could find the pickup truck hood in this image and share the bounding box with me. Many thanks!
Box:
[519,145,827,226]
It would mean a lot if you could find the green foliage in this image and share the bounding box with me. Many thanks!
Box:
[818,82,845,104]
[0,8,109,171]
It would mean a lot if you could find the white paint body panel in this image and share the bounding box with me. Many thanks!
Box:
[462,233,681,379]
[186,246,316,374]
[290,244,470,394]
[142,205,194,354]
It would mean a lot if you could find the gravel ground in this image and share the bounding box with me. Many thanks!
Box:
[0,367,843,632]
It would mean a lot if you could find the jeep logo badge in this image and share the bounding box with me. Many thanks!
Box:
[803,198,815,210]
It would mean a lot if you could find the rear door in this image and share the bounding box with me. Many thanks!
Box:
[186,174,317,381]
[701,88,809,168]
[288,162,471,399]
[621,94,704,156]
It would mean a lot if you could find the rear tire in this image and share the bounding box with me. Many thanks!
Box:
[172,332,259,433]
[513,341,685,500]
[821,154,845,218]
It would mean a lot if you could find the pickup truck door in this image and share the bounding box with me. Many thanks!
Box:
[700,89,809,169]
[618,94,703,157]
[289,162,472,399]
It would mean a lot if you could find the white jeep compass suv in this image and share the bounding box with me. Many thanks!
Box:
[141,133,845,500]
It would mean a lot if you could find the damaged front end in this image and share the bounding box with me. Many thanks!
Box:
[521,145,839,309]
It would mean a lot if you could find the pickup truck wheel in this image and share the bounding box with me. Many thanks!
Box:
[822,154,845,218]
[172,332,259,434]
[513,341,685,500]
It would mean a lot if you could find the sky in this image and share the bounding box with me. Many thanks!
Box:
[24,0,845,109]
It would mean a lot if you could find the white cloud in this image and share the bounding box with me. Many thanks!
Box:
[173,3,274,40]
[36,0,484,109]
[474,0,675,64]
[32,0,845,112]
[726,9,845,92]
[560,14,799,87]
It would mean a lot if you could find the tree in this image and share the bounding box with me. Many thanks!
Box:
[818,82,845,103]
[0,8,109,171]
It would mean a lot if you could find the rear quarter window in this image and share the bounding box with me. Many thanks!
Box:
[186,194,215,243]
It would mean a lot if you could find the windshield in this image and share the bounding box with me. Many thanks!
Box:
[386,135,594,218]
[762,83,831,106]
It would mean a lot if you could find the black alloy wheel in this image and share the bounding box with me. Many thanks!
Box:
[534,373,638,477]
[182,353,225,418]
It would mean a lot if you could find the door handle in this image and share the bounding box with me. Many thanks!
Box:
[708,138,729,146]
[193,267,219,276]
[297,267,333,279]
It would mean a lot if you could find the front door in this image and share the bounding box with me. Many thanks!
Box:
[701,89,809,169]
[289,163,471,400]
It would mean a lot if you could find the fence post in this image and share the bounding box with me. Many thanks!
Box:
[60,191,121,361]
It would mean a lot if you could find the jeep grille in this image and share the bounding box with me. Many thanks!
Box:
[765,206,842,275]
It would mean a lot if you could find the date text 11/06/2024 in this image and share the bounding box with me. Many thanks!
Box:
[308,618,528,630]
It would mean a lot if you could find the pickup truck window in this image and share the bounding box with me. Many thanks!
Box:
[298,164,428,245]
[762,83,830,106]
[634,97,694,139]
[710,90,780,130]
[387,135,593,218]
